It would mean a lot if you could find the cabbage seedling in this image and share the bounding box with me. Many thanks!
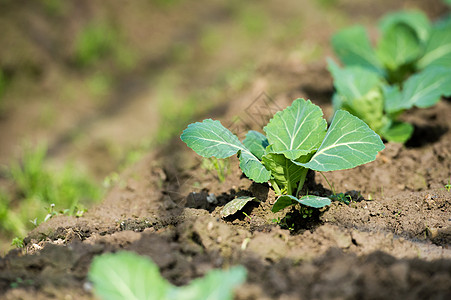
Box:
[181,98,384,211]
[88,251,246,300]
[328,60,451,143]
[331,10,451,84]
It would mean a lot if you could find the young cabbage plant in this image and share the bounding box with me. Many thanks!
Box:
[331,10,451,84]
[328,59,451,143]
[181,98,384,211]
[88,251,246,300]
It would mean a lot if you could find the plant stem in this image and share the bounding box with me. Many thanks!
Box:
[295,168,309,197]
[270,179,281,195]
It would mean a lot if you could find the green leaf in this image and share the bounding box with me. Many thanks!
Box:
[383,84,403,114]
[385,67,451,113]
[220,196,257,218]
[238,151,271,183]
[263,98,327,160]
[181,119,245,159]
[296,195,331,208]
[89,251,169,300]
[169,266,247,300]
[89,251,247,300]
[380,121,414,143]
[298,110,385,172]
[403,66,451,108]
[272,195,297,212]
[328,59,383,102]
[331,26,384,75]
[242,130,268,160]
[262,153,308,195]
[379,10,430,44]
[376,23,422,71]
[181,119,270,183]
[272,195,331,211]
[417,23,451,69]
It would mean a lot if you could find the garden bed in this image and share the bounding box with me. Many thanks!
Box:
[1,61,450,299]
[0,1,450,299]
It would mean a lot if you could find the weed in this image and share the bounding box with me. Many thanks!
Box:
[242,211,252,221]
[443,181,451,192]
[11,237,24,248]
[201,157,229,182]
[74,22,136,68]
[1,143,102,239]
[318,172,353,205]
[10,277,34,289]
[272,216,295,231]
[299,205,314,219]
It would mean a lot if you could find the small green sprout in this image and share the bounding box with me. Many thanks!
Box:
[444,179,451,192]
[201,157,229,182]
[299,206,313,219]
[272,216,295,231]
[242,212,252,221]
[11,237,24,248]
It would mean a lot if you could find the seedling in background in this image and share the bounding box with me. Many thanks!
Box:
[331,10,451,84]
[328,59,451,143]
[329,10,451,143]
[181,98,384,214]
[88,251,246,300]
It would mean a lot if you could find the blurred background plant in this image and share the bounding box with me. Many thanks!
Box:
[0,143,102,246]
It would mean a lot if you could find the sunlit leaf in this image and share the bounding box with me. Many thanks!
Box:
[220,196,257,218]
[181,119,270,183]
[272,195,297,213]
[264,98,327,160]
[298,110,385,171]
[296,195,331,208]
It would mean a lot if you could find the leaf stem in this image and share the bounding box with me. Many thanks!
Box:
[270,179,282,195]
[295,168,309,197]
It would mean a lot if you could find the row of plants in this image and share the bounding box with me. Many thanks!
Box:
[87,6,451,300]
[181,8,451,218]
[75,7,451,300]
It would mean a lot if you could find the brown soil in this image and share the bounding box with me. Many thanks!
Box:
[1,1,451,299]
